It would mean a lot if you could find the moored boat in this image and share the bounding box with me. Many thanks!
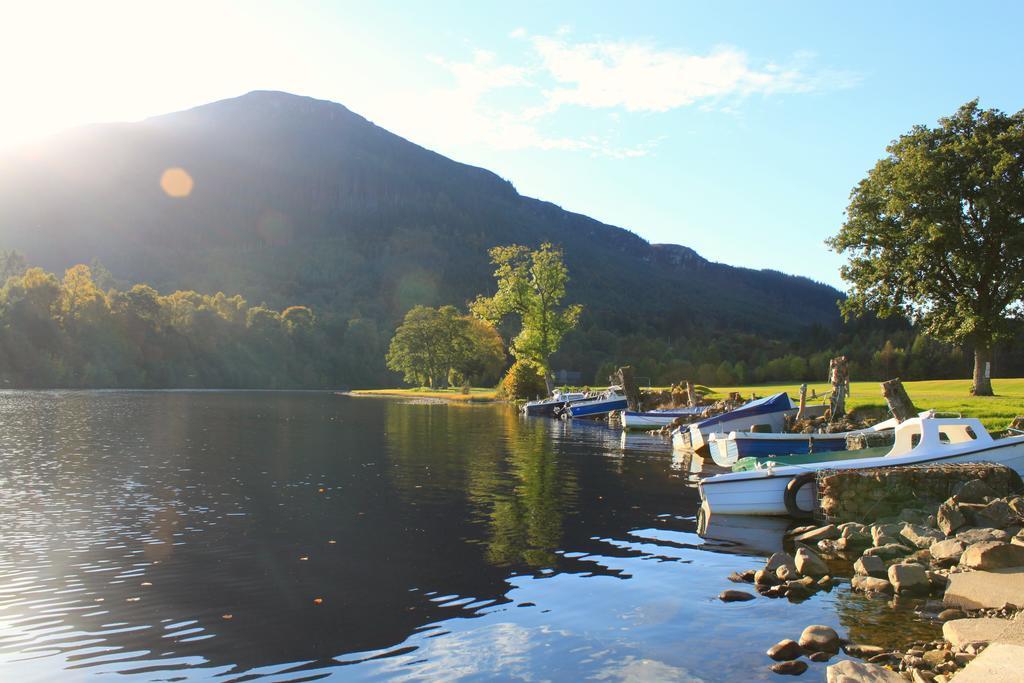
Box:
[622,406,706,431]
[566,386,628,419]
[522,389,589,417]
[671,392,798,455]
[698,416,1024,517]
[706,416,900,468]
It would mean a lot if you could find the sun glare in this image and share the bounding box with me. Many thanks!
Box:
[160,168,194,198]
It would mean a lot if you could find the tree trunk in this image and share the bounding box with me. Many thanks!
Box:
[544,372,554,396]
[971,346,994,396]
[616,366,641,411]
[881,378,918,422]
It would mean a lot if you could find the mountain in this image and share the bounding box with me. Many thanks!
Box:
[0,91,842,383]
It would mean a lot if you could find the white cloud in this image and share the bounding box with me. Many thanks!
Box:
[391,33,856,158]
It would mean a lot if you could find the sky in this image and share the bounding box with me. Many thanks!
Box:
[3,1,1023,287]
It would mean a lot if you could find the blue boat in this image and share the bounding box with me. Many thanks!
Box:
[566,387,628,419]
[622,406,706,430]
[671,392,797,454]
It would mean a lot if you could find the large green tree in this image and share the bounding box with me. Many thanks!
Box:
[828,100,1024,395]
[471,243,582,392]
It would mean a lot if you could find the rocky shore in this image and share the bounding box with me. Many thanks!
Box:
[721,471,1024,681]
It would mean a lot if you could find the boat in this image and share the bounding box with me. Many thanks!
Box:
[706,416,900,468]
[565,386,628,419]
[522,389,589,417]
[671,392,798,455]
[699,416,1024,517]
[621,406,706,431]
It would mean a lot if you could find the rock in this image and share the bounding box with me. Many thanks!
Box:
[921,649,948,669]
[766,552,798,574]
[862,543,913,560]
[794,546,829,577]
[943,570,1024,609]
[901,524,945,549]
[799,624,841,653]
[926,570,949,590]
[900,508,929,525]
[953,479,996,504]
[843,531,872,549]
[941,617,1010,648]
[974,500,1014,529]
[755,569,780,586]
[818,538,847,554]
[937,500,967,536]
[795,524,840,543]
[959,541,1024,570]
[788,524,818,537]
[719,589,756,602]
[817,575,834,589]
[851,576,894,594]
[1008,496,1024,517]
[770,660,809,676]
[871,523,902,546]
[937,608,965,622]
[844,643,887,659]
[953,652,974,666]
[839,522,868,534]
[854,555,888,578]
[826,660,906,683]
[786,582,813,601]
[1014,532,1024,547]
[957,527,1010,544]
[911,669,936,683]
[728,570,755,583]
[808,651,832,662]
[767,639,804,661]
[928,539,967,566]
[888,563,930,594]
[777,565,798,581]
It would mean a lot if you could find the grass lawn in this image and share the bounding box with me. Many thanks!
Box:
[696,378,1024,433]
[350,387,498,402]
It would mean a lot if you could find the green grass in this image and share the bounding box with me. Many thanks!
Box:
[350,387,498,402]
[694,378,1024,433]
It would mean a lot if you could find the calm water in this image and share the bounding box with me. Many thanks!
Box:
[0,392,938,682]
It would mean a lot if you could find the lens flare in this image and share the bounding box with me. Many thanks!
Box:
[160,167,194,197]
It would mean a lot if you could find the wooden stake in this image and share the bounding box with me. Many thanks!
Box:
[881,378,918,422]
[617,366,641,412]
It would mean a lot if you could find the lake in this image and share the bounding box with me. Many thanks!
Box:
[0,391,936,681]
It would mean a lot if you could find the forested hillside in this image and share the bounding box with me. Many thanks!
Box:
[0,91,1018,388]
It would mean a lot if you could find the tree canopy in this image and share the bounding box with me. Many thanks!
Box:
[385,305,505,388]
[828,100,1024,395]
[471,243,581,389]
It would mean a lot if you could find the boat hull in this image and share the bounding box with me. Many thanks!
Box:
[708,433,849,467]
[622,410,702,430]
[700,437,1024,517]
[567,397,628,419]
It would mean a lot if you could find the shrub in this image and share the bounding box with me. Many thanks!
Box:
[499,360,548,400]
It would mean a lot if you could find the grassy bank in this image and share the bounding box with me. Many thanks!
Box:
[697,378,1024,433]
[350,387,498,402]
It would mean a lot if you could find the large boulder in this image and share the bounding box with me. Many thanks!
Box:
[937,499,967,536]
[887,563,929,594]
[956,527,1010,544]
[942,617,1010,649]
[929,538,967,566]
[766,552,798,574]
[794,546,829,577]
[959,541,1024,570]
[975,499,1015,529]
[953,478,996,504]
[853,555,887,578]
[871,523,902,546]
[862,543,913,560]
[851,575,894,594]
[767,639,804,661]
[795,524,840,543]
[799,624,841,653]
[900,524,944,549]
[827,660,905,683]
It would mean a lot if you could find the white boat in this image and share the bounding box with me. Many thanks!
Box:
[672,392,798,454]
[699,416,1024,517]
[621,406,706,431]
[706,416,901,468]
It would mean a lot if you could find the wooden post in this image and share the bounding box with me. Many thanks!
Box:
[881,378,918,422]
[617,366,641,411]
[685,380,697,407]
[828,355,850,419]
[796,383,808,420]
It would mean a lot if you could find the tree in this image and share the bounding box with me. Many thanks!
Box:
[828,100,1024,395]
[471,243,582,392]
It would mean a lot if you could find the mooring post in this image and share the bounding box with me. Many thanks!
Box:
[796,383,808,420]
[881,378,918,422]
[617,366,641,411]
[686,380,697,407]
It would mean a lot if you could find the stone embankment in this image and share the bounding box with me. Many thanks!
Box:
[723,466,1024,681]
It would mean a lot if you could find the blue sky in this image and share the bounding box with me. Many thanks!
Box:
[5,1,1023,287]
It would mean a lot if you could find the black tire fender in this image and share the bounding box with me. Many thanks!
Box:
[784,472,816,519]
